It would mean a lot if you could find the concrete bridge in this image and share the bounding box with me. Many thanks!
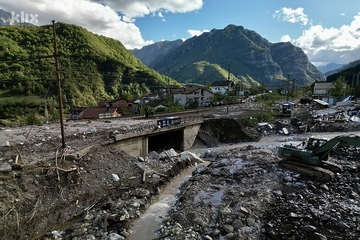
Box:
[111,119,204,157]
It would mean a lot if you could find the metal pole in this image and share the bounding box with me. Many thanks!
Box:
[52,20,66,148]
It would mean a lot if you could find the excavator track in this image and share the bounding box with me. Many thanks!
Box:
[321,161,343,173]
[279,160,335,182]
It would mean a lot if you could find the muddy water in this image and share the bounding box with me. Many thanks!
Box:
[127,163,206,239]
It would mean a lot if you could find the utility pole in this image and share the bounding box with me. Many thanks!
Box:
[52,20,66,148]
[227,64,230,81]
[167,68,170,104]
[286,75,290,101]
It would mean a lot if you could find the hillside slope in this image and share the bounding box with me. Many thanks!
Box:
[0,23,178,121]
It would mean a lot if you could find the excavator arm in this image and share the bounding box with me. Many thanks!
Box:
[313,135,360,161]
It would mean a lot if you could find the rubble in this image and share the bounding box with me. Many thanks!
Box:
[155,142,360,240]
[0,102,359,240]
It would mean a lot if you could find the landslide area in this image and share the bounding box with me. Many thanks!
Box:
[196,118,261,147]
[0,143,192,240]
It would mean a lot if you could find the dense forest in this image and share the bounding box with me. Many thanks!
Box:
[0,22,179,123]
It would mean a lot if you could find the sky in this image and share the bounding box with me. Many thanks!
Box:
[1,0,360,67]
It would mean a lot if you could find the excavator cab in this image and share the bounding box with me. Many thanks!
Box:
[304,137,328,151]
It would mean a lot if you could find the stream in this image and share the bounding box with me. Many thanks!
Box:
[127,163,205,240]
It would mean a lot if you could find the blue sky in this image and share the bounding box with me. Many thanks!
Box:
[1,0,360,66]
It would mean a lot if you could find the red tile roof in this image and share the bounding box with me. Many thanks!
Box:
[81,107,119,119]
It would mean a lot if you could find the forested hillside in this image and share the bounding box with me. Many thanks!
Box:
[0,23,178,123]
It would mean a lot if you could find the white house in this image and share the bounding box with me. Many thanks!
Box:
[173,86,214,106]
[210,80,235,95]
[313,82,336,105]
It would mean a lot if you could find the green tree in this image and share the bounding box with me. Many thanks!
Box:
[328,76,350,99]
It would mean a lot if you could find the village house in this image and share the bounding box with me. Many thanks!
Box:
[69,98,136,120]
[173,86,214,107]
[210,80,235,95]
[312,82,336,105]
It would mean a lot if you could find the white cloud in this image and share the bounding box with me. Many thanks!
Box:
[292,12,360,65]
[280,35,291,42]
[0,0,203,49]
[273,7,309,25]
[91,0,203,20]
[187,29,209,37]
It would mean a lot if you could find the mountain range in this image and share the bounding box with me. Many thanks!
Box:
[132,24,325,88]
[317,63,344,75]
[326,59,360,86]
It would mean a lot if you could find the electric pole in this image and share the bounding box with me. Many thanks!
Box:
[167,68,170,104]
[227,64,230,81]
[52,20,66,148]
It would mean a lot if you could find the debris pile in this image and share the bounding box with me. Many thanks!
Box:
[155,143,360,240]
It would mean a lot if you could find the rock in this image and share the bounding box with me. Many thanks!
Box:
[133,202,140,208]
[320,183,329,191]
[112,173,120,182]
[138,156,145,162]
[151,173,160,179]
[161,148,179,158]
[239,206,250,215]
[119,231,130,238]
[180,151,205,163]
[313,232,327,240]
[232,219,244,230]
[132,188,150,197]
[0,162,12,173]
[83,234,95,240]
[337,221,351,229]
[204,235,213,240]
[118,209,130,221]
[246,218,256,227]
[273,190,283,196]
[147,151,160,160]
[222,224,234,234]
[282,128,289,135]
[302,225,317,232]
[221,207,232,215]
[0,140,10,147]
[109,233,125,240]
[283,176,293,182]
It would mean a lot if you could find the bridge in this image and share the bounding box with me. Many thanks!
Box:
[111,118,204,157]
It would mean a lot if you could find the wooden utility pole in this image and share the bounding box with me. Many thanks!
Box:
[52,20,66,148]
[227,64,230,81]
[286,75,290,101]
[167,68,170,103]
